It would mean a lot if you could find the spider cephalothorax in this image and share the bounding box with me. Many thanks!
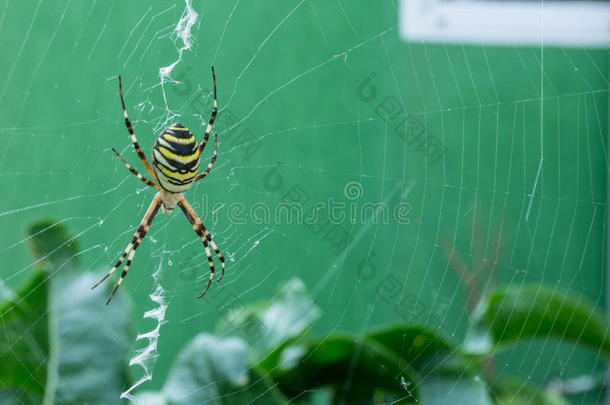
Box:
[93,67,224,304]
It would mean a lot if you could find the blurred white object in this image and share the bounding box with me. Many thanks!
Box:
[400,0,610,47]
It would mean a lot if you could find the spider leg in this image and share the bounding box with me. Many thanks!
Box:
[93,194,162,304]
[198,67,217,155]
[177,197,225,298]
[194,134,217,182]
[118,75,158,181]
[112,148,160,190]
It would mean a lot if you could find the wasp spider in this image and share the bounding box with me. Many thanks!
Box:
[93,67,225,305]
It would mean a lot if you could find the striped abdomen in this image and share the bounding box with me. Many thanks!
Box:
[152,123,200,193]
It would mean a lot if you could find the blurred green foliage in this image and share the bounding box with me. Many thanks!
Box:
[2,221,610,404]
[1,221,131,405]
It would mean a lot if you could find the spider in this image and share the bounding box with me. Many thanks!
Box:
[92,67,225,305]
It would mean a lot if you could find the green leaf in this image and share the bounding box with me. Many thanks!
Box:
[419,377,493,405]
[1,220,133,405]
[215,278,320,357]
[0,270,49,403]
[367,325,466,375]
[0,279,16,304]
[272,335,419,403]
[158,333,286,405]
[478,286,610,356]
[491,377,569,405]
[132,391,167,405]
[46,273,132,405]
[0,389,42,405]
[27,220,80,276]
[25,220,133,405]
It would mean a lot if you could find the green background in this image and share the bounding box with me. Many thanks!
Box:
[0,0,607,402]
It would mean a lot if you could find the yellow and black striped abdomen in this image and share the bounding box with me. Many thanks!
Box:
[152,123,200,193]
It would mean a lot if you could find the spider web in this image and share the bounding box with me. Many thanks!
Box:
[0,0,608,404]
